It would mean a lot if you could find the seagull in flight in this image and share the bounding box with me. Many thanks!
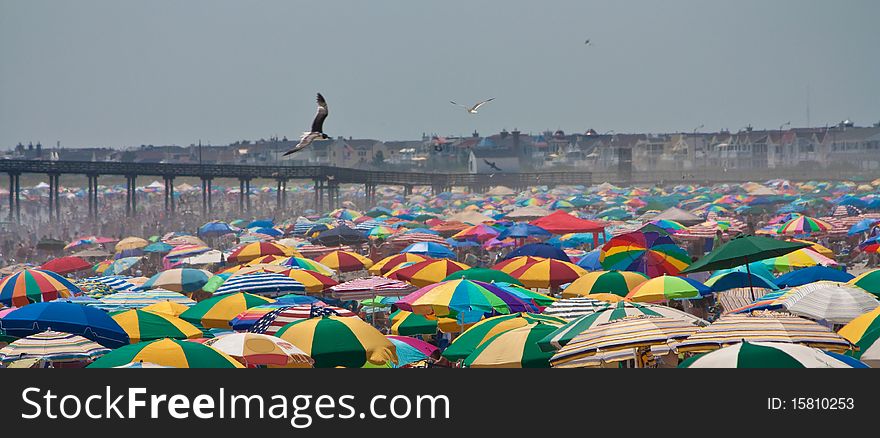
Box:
[483,159,502,172]
[584,39,591,45]
[450,97,495,114]
[283,93,330,156]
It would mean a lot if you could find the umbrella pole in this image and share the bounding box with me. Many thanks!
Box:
[744,256,754,297]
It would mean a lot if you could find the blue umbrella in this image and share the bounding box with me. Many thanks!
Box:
[247,219,274,229]
[497,223,552,240]
[114,248,144,259]
[503,243,571,262]
[0,302,129,348]
[824,351,870,368]
[143,242,174,253]
[250,227,283,237]
[575,249,602,271]
[104,257,142,276]
[709,262,776,284]
[848,219,880,236]
[198,221,236,237]
[774,266,855,288]
[273,294,323,306]
[213,273,305,297]
[705,271,779,292]
[403,228,440,235]
[446,238,479,248]
[400,242,456,259]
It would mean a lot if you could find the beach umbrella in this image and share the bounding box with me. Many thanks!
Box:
[368,254,431,275]
[39,256,92,275]
[774,266,854,288]
[561,270,649,298]
[111,309,203,343]
[111,361,176,369]
[273,269,337,293]
[138,268,213,293]
[0,269,81,307]
[165,235,209,247]
[396,279,539,323]
[96,289,195,311]
[491,256,547,274]
[315,250,374,272]
[275,315,398,368]
[463,322,560,368]
[400,242,456,259]
[676,312,854,353]
[442,268,522,285]
[367,225,396,240]
[249,305,356,336]
[778,281,879,324]
[450,223,500,242]
[386,335,438,368]
[575,249,603,271]
[646,219,686,233]
[389,310,438,336]
[198,221,236,238]
[359,296,398,308]
[788,239,835,258]
[143,242,174,253]
[599,230,691,278]
[762,248,838,273]
[0,330,110,364]
[36,238,67,251]
[104,257,142,276]
[538,301,708,352]
[848,219,880,236]
[850,269,880,296]
[541,297,609,320]
[88,338,243,368]
[496,223,551,240]
[204,333,314,367]
[550,316,700,368]
[625,275,712,302]
[388,259,471,288]
[0,302,129,348]
[442,313,566,362]
[507,258,587,289]
[776,216,833,235]
[180,292,274,329]
[227,242,297,264]
[275,256,336,276]
[313,224,368,246]
[503,243,571,262]
[115,237,149,252]
[709,262,777,284]
[680,341,862,368]
[705,271,779,292]
[683,235,811,274]
[213,272,305,297]
[838,306,880,366]
[140,301,191,317]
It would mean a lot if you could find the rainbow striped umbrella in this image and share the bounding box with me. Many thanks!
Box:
[243,254,290,266]
[367,225,396,240]
[451,223,501,242]
[387,259,471,288]
[180,292,275,329]
[776,216,833,235]
[138,268,213,293]
[761,248,838,273]
[491,282,556,307]
[227,242,297,264]
[625,275,712,302]
[93,260,114,275]
[275,315,398,368]
[442,313,566,362]
[507,258,587,289]
[368,253,432,275]
[491,256,547,274]
[561,270,649,298]
[164,244,212,260]
[111,309,203,343]
[276,256,336,276]
[396,279,540,323]
[88,338,244,368]
[0,269,81,307]
[0,330,110,364]
[600,230,691,277]
[315,250,374,272]
[648,219,686,233]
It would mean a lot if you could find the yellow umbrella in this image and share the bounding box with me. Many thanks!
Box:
[141,301,191,317]
[115,237,149,252]
[275,315,397,368]
[789,239,834,258]
[111,309,203,343]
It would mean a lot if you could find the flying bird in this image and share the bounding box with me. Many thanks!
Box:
[484,159,502,172]
[584,39,591,45]
[450,98,495,114]
[283,93,330,156]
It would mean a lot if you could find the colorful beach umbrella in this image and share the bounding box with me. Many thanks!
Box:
[680,341,861,368]
[315,250,374,272]
[506,258,587,289]
[776,216,833,235]
[561,270,649,298]
[396,279,540,323]
[761,248,838,273]
[442,268,522,285]
[400,242,456,259]
[213,272,306,297]
[249,305,357,336]
[0,330,110,364]
[389,310,438,336]
[463,322,560,368]
[0,269,81,307]
[138,268,213,293]
[140,301,191,317]
[386,335,438,368]
[625,275,712,302]
[848,269,880,296]
[115,237,149,252]
[88,338,244,368]
[111,309,203,343]
[275,315,398,368]
[204,333,314,367]
[599,230,691,277]
[0,302,129,348]
[442,313,566,362]
[368,254,431,276]
[388,259,471,288]
[179,292,274,329]
[227,242,297,264]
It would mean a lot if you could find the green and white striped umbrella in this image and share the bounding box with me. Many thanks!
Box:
[680,341,860,368]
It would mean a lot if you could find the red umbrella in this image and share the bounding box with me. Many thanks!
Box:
[39,256,92,275]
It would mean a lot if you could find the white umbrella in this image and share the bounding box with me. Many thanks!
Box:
[204,333,313,367]
[781,281,880,325]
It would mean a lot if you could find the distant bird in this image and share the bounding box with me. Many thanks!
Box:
[584,39,592,45]
[450,98,495,114]
[484,159,502,172]
[283,93,330,156]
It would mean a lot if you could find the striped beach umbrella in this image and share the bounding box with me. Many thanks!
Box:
[387,259,471,288]
[329,276,417,300]
[779,281,879,324]
[442,268,522,285]
[680,341,863,368]
[275,315,398,368]
[463,322,560,368]
[599,230,691,278]
[396,279,540,322]
[677,312,854,353]
[213,272,305,297]
[164,244,211,260]
[368,254,432,275]
[491,282,556,307]
[138,268,213,293]
[850,269,880,296]
[550,316,700,368]
[442,313,566,362]
[777,216,833,235]
[243,254,292,266]
[491,256,547,274]
[625,275,712,303]
[561,270,649,298]
[204,333,314,368]
[0,269,81,307]
[104,257,142,276]
[386,335,438,368]
[538,301,708,352]
[389,310,438,336]
[249,305,357,336]
[275,269,337,293]
[315,250,374,272]
[88,338,244,368]
[96,289,195,311]
[111,309,203,343]
[227,242,297,264]
[838,306,880,366]
[0,330,110,364]
[507,258,587,289]
[140,301,191,317]
[541,297,609,320]
[276,256,336,276]
[180,292,274,329]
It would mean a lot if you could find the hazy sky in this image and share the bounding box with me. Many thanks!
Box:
[2,0,878,148]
